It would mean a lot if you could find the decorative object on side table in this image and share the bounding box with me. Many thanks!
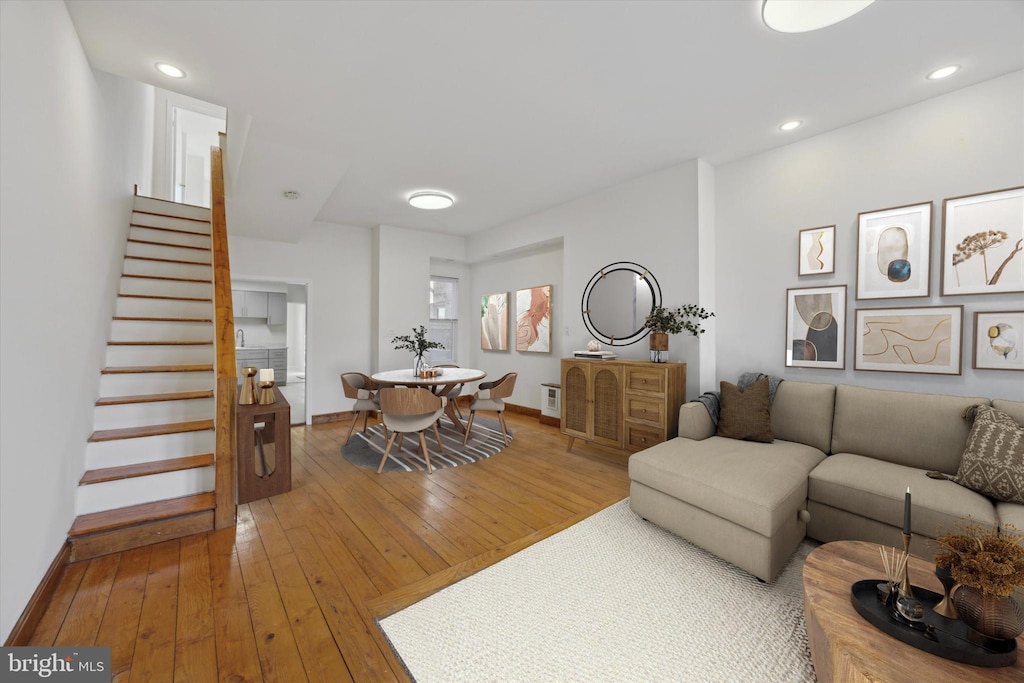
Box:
[239,366,258,405]
[936,522,1024,642]
[642,304,714,363]
[392,325,445,375]
[258,368,275,405]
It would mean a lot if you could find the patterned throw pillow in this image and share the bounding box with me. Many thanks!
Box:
[716,377,773,443]
[952,405,1024,504]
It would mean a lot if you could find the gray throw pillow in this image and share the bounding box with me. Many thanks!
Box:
[716,377,773,443]
[952,405,1024,505]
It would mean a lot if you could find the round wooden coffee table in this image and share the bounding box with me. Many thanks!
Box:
[803,540,1024,682]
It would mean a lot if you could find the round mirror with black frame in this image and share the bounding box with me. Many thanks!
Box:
[581,262,661,346]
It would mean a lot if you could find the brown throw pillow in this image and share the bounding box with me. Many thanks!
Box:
[716,377,773,443]
[952,405,1024,504]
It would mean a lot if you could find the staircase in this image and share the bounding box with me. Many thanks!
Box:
[68,195,219,561]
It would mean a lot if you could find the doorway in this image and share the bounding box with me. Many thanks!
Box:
[172,106,224,207]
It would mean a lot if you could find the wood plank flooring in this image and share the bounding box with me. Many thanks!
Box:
[29,413,630,681]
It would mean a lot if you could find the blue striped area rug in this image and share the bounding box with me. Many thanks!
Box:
[341,417,512,472]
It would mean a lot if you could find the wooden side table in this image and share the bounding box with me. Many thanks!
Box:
[236,387,291,504]
[803,540,1023,682]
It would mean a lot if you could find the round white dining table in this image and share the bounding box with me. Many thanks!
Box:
[371,368,486,433]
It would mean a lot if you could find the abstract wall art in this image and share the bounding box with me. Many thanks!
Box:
[785,285,846,369]
[941,186,1024,296]
[480,292,509,351]
[854,305,963,375]
[973,310,1024,371]
[516,285,552,353]
[856,202,932,300]
[798,225,836,276]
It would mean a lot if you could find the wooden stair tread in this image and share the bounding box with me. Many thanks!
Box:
[101,364,213,374]
[117,293,212,302]
[89,419,214,442]
[68,492,216,537]
[112,316,212,323]
[121,273,212,284]
[133,207,211,223]
[124,254,211,267]
[129,222,211,237]
[108,340,212,346]
[127,238,211,252]
[79,453,215,485]
[96,390,214,406]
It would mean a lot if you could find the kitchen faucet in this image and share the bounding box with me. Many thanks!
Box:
[236,329,244,348]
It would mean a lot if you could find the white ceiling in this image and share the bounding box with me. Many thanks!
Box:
[67,0,1024,241]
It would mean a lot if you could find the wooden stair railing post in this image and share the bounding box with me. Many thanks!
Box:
[210,143,237,529]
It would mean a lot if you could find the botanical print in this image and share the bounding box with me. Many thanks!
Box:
[942,187,1024,296]
[856,203,931,299]
[480,292,508,351]
[516,285,552,352]
[786,285,845,369]
[798,226,835,276]
[855,306,963,375]
[974,311,1024,371]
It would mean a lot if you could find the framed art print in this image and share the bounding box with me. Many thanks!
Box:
[854,305,963,375]
[480,292,508,351]
[856,202,932,300]
[973,310,1023,371]
[798,225,836,276]
[786,285,846,369]
[516,285,552,352]
[941,186,1024,296]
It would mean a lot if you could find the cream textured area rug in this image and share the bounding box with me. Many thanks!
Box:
[379,500,817,682]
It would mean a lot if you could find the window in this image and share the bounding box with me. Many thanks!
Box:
[429,276,457,363]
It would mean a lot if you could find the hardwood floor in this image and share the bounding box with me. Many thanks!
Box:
[29,412,630,682]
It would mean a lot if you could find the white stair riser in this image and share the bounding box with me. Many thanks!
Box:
[93,398,215,431]
[75,466,215,516]
[123,257,212,281]
[133,197,211,222]
[115,297,214,319]
[100,370,214,396]
[110,319,213,341]
[105,344,214,366]
[85,430,215,470]
[126,241,212,264]
[120,276,213,299]
[129,226,211,249]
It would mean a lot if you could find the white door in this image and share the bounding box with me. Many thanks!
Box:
[172,107,225,207]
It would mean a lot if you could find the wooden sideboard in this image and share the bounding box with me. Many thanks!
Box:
[560,358,686,454]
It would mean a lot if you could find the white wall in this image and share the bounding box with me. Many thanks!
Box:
[716,71,1024,401]
[228,224,373,418]
[0,1,146,639]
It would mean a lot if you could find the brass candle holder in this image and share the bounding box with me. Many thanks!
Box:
[258,380,276,405]
[898,532,915,599]
[239,367,258,405]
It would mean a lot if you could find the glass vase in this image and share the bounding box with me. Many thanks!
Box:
[953,585,1024,641]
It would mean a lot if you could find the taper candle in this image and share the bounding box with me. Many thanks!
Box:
[902,486,911,535]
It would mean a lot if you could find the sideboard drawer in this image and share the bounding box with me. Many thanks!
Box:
[625,396,665,426]
[625,424,665,452]
[625,367,666,395]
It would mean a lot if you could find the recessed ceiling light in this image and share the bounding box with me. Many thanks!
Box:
[779,120,802,132]
[155,62,186,79]
[926,65,960,80]
[409,191,454,210]
[762,0,875,33]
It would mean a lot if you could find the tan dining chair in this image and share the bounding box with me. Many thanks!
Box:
[463,372,517,446]
[377,387,447,474]
[432,363,465,417]
[340,372,381,444]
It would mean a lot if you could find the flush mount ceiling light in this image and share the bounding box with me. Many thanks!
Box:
[762,0,875,33]
[408,191,454,210]
[155,62,186,79]
[779,120,803,131]
[927,65,960,80]
[283,190,300,200]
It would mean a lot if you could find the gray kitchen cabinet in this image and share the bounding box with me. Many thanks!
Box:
[267,292,287,325]
[269,348,288,385]
[235,347,288,385]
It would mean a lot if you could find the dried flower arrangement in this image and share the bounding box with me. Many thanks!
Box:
[934,522,1024,597]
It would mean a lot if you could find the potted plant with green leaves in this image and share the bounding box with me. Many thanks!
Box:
[643,304,714,362]
[392,325,445,375]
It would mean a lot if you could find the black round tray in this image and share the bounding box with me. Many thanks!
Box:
[850,579,1017,668]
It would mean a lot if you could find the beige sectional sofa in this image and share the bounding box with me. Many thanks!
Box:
[628,381,1024,582]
